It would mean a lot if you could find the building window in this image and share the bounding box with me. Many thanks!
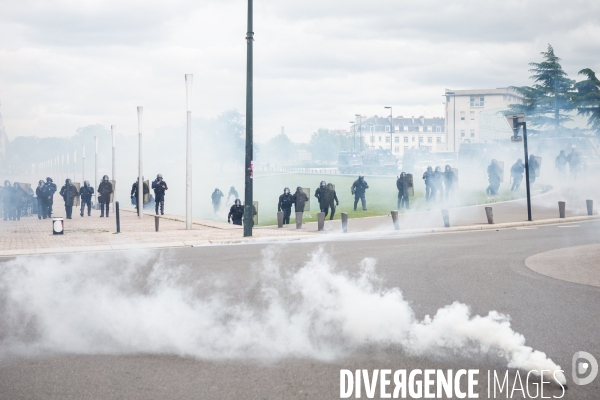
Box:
[385,137,390,143]
[404,126,408,132]
[460,111,465,121]
[403,137,408,143]
[470,96,484,107]
[394,147,399,152]
[419,137,423,143]
[470,129,475,138]
[385,126,390,132]
[470,111,475,120]
[370,126,374,132]
[427,126,432,132]
[395,136,400,143]
[412,137,415,142]
[436,126,441,132]
[427,137,432,143]
[404,146,409,150]
[436,137,441,143]
[461,130,465,137]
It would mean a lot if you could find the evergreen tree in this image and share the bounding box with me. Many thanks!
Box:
[510,44,575,133]
[574,68,600,136]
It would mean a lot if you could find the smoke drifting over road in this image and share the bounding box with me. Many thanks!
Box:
[0,247,565,384]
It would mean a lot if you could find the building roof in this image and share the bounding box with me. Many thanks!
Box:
[356,116,445,128]
[444,88,523,98]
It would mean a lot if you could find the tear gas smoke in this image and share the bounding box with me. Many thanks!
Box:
[0,247,565,384]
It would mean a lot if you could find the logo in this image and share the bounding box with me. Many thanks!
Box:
[572,351,598,386]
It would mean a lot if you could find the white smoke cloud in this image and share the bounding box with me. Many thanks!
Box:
[0,247,565,384]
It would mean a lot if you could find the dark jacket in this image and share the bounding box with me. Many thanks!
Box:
[351,179,369,196]
[422,170,434,185]
[555,154,567,171]
[314,186,326,204]
[35,186,44,200]
[211,190,224,204]
[228,204,244,221]
[292,190,309,212]
[511,162,524,178]
[80,185,94,201]
[42,182,57,202]
[488,163,502,184]
[443,170,456,186]
[60,184,79,207]
[12,185,28,208]
[323,188,339,204]
[397,176,409,197]
[278,193,294,211]
[131,181,149,198]
[152,179,168,198]
[98,181,113,203]
[1,186,12,204]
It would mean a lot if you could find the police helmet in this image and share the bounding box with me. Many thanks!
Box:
[66,178,71,184]
[84,180,90,186]
[435,166,441,172]
[46,177,53,183]
[4,180,11,187]
[358,175,364,180]
[517,158,522,163]
[427,166,433,171]
[320,180,326,187]
[284,187,290,194]
[103,175,109,181]
[296,186,302,191]
[400,172,406,177]
[327,182,333,187]
[157,174,163,179]
[39,180,44,185]
[234,199,241,206]
[445,165,451,171]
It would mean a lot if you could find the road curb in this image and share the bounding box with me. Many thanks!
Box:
[0,215,597,257]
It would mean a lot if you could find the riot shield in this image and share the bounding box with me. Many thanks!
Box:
[452,168,459,189]
[407,174,414,197]
[497,161,504,182]
[143,180,150,204]
[301,188,311,211]
[533,156,542,177]
[244,201,259,225]
[72,182,81,207]
[109,180,116,203]
[15,182,31,193]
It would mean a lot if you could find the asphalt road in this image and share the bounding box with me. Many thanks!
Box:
[1,220,599,399]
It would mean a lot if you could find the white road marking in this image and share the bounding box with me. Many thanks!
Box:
[557,225,580,228]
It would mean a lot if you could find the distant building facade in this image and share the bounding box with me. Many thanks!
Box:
[0,102,7,171]
[444,88,524,151]
[351,115,446,156]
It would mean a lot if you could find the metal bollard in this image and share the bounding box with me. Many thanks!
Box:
[317,212,325,231]
[485,206,494,224]
[391,210,399,230]
[558,201,566,218]
[441,209,450,227]
[115,201,120,233]
[341,212,348,233]
[296,212,303,229]
[277,212,284,228]
[586,199,593,216]
[154,215,160,231]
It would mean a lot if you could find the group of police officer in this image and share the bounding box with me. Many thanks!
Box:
[1,180,34,221]
[422,165,457,203]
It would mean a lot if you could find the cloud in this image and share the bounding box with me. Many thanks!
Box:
[0,0,599,143]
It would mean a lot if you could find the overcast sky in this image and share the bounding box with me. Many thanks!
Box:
[1,0,599,142]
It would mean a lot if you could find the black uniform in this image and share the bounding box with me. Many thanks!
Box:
[322,185,339,220]
[11,184,27,221]
[131,181,150,213]
[278,193,294,224]
[292,189,309,213]
[567,149,582,180]
[528,156,540,184]
[227,187,238,203]
[152,178,168,215]
[211,189,224,213]
[431,168,444,202]
[422,167,434,202]
[486,161,502,195]
[98,180,113,217]
[443,168,456,200]
[555,151,567,179]
[351,178,369,211]
[42,181,57,217]
[228,204,244,225]
[510,161,524,191]
[35,183,45,219]
[79,184,94,216]
[60,183,78,219]
[314,183,327,213]
[396,174,410,209]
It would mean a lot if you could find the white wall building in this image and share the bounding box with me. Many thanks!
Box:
[444,88,524,151]
[351,115,446,157]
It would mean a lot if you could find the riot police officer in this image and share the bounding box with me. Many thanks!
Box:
[228,199,244,225]
[443,165,456,200]
[211,188,224,213]
[278,187,293,225]
[422,166,434,202]
[79,180,94,217]
[510,159,524,191]
[292,187,308,213]
[397,172,410,209]
[351,176,369,211]
[555,150,567,180]
[323,183,339,220]
[43,177,57,218]
[528,154,540,184]
[432,166,444,202]
[152,174,168,215]
[11,182,27,221]
[130,177,149,214]
[98,175,113,217]
[35,180,45,219]
[60,179,78,219]
[486,159,502,195]
[315,181,327,213]
[2,180,13,221]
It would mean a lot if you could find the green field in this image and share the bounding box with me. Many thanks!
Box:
[245,173,550,226]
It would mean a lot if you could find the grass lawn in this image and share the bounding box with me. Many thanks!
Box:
[247,172,550,226]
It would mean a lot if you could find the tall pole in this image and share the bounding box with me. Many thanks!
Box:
[73,150,76,181]
[137,107,144,218]
[453,95,456,152]
[111,125,116,202]
[82,145,85,182]
[355,114,362,152]
[522,122,532,221]
[349,121,355,151]
[243,0,254,237]
[94,136,98,208]
[66,153,69,182]
[385,106,393,152]
[185,74,193,230]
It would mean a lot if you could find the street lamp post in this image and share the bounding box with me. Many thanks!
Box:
[243,0,254,237]
[384,106,393,152]
[111,125,116,202]
[355,114,362,152]
[94,137,98,208]
[506,114,532,221]
[185,74,193,230]
[137,107,144,219]
[82,145,85,182]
